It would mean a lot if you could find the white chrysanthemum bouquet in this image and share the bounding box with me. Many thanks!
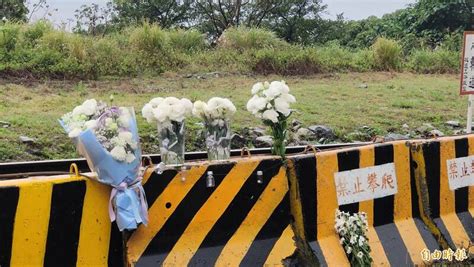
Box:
[193,97,236,160]
[247,81,296,158]
[142,97,193,165]
[60,99,148,231]
[335,209,372,266]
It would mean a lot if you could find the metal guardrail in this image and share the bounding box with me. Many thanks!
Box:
[0,143,371,178]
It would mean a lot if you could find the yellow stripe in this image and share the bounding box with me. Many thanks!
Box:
[357,145,390,266]
[439,140,456,215]
[10,183,52,267]
[440,213,471,248]
[264,225,296,266]
[163,160,259,266]
[215,167,288,266]
[316,151,350,266]
[76,180,112,266]
[391,143,428,264]
[0,175,84,187]
[127,165,207,264]
[470,187,474,217]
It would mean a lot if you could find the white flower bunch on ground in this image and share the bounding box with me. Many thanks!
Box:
[193,97,236,125]
[335,209,372,266]
[246,81,296,123]
[61,100,138,163]
[142,97,193,128]
[246,81,296,158]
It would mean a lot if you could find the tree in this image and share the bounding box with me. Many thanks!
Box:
[266,0,326,43]
[74,2,114,35]
[1,0,28,21]
[113,0,194,28]
[194,0,282,40]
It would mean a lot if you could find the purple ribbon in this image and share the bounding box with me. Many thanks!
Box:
[108,177,149,227]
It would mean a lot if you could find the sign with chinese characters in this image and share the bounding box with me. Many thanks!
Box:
[334,163,398,205]
[446,156,474,190]
[460,31,474,95]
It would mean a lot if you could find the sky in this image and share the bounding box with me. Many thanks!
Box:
[28,0,417,27]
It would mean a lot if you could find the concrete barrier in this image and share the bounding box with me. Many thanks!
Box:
[411,135,474,254]
[127,156,297,266]
[287,141,441,266]
[0,170,123,267]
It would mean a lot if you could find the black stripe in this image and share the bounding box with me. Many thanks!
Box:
[143,169,177,207]
[374,144,394,226]
[108,222,124,267]
[454,138,469,213]
[189,159,283,266]
[240,193,291,266]
[457,212,474,241]
[413,218,441,251]
[44,181,86,266]
[423,142,441,218]
[337,149,360,214]
[375,224,414,266]
[308,241,327,266]
[136,163,235,266]
[0,186,19,266]
[294,155,317,241]
[433,218,456,249]
[410,153,420,218]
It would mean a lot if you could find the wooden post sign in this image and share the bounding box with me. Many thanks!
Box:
[461,31,474,133]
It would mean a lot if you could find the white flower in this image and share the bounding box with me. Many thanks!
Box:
[81,99,97,116]
[246,95,266,114]
[141,103,155,123]
[281,93,296,103]
[350,235,357,245]
[180,98,193,115]
[251,82,265,95]
[262,109,279,123]
[68,128,82,138]
[84,119,97,130]
[125,153,136,163]
[339,237,345,245]
[72,105,86,116]
[193,100,208,118]
[111,137,126,147]
[358,236,365,246]
[110,146,127,161]
[357,251,364,259]
[153,104,171,123]
[346,246,352,254]
[118,131,133,144]
[274,97,291,116]
[150,97,164,107]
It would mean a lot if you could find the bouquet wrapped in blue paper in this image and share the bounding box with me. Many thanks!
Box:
[60,99,148,231]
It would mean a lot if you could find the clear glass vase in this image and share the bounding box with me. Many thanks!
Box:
[205,119,232,161]
[157,120,185,166]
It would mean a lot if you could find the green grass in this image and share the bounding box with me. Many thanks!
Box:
[0,72,465,162]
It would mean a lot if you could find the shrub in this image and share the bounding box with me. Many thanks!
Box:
[253,47,322,75]
[407,49,458,74]
[218,27,288,50]
[167,29,207,52]
[372,37,402,71]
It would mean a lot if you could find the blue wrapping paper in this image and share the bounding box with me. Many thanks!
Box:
[60,110,148,231]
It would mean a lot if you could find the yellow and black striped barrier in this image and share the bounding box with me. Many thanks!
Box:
[127,156,297,266]
[287,141,442,266]
[0,138,472,266]
[0,170,123,266]
[411,135,474,254]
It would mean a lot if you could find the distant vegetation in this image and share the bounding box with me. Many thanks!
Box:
[0,0,470,79]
